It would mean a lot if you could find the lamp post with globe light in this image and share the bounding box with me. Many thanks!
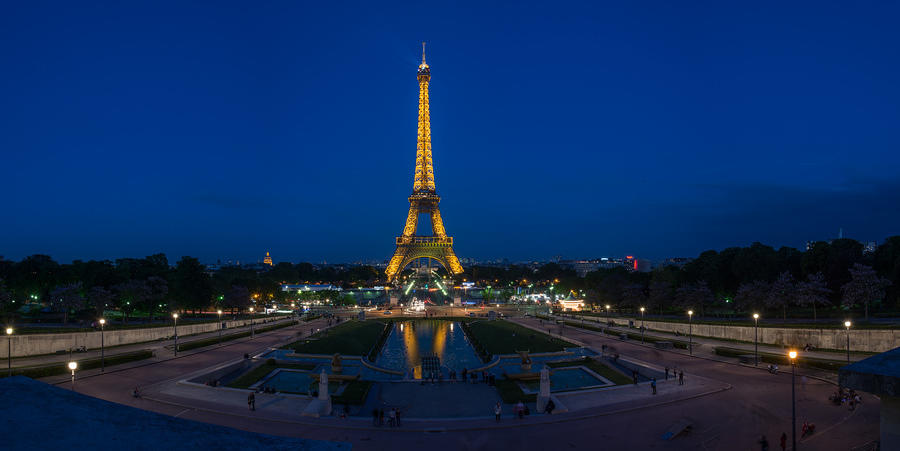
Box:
[640,307,645,344]
[172,313,179,356]
[249,307,255,339]
[753,313,759,366]
[789,350,798,450]
[99,318,106,372]
[6,327,12,377]
[68,361,77,390]
[605,304,611,335]
[844,321,852,364]
[217,310,223,344]
[687,310,694,355]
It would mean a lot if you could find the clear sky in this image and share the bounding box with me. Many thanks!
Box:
[2,1,898,264]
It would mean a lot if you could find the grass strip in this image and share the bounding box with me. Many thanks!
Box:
[713,346,847,372]
[547,358,632,385]
[227,361,316,389]
[284,320,386,356]
[468,319,572,355]
[332,380,374,405]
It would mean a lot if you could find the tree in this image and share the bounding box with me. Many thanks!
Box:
[0,280,14,322]
[113,280,148,324]
[49,282,84,324]
[796,272,831,321]
[172,257,213,314]
[143,276,169,323]
[842,263,891,320]
[767,271,796,320]
[621,283,647,312]
[223,285,251,314]
[735,280,770,313]
[648,281,670,315]
[87,286,114,318]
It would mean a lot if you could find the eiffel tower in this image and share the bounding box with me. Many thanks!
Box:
[385,44,464,283]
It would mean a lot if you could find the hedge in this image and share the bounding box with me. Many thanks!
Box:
[0,350,154,379]
[713,346,846,371]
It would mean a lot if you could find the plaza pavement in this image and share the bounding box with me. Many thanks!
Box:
[32,312,881,450]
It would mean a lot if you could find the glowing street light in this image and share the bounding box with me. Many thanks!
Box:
[687,310,694,355]
[172,313,179,356]
[605,304,611,335]
[68,361,78,390]
[99,318,106,372]
[844,321,852,364]
[217,310,223,344]
[788,350,798,451]
[753,313,760,366]
[639,307,645,344]
[6,327,12,377]
[249,307,255,339]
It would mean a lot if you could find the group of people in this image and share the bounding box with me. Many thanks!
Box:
[257,385,277,394]
[371,407,402,427]
[830,387,861,410]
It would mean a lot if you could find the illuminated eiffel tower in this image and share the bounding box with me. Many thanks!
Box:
[385,44,464,283]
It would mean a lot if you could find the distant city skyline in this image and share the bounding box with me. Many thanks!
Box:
[2,3,899,265]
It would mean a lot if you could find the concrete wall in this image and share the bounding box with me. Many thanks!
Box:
[568,314,899,353]
[2,315,290,358]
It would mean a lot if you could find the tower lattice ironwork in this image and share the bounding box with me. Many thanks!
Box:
[385,44,463,283]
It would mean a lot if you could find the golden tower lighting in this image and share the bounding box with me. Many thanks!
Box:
[385,43,463,282]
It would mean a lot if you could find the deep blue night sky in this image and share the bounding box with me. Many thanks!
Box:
[2,2,899,264]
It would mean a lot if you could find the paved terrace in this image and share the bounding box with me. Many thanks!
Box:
[17,313,877,450]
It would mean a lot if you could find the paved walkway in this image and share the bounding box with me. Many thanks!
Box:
[550,312,870,362]
[6,315,297,369]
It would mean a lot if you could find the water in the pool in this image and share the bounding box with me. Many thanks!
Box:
[375,320,482,379]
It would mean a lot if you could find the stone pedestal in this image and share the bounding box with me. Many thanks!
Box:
[536,365,551,413]
[301,370,332,417]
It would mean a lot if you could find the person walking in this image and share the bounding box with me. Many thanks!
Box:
[247,392,255,411]
[388,408,396,427]
[632,371,638,385]
[679,370,684,386]
[759,435,769,451]
[665,367,669,380]
[494,402,502,422]
[651,378,657,395]
[779,432,787,451]
[372,408,379,426]
[395,408,402,427]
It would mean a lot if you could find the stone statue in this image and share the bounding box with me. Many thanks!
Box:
[518,350,532,371]
[332,353,343,374]
[536,365,551,413]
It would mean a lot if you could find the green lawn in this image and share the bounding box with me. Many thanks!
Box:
[283,320,387,356]
[333,380,374,405]
[547,358,632,385]
[495,378,536,403]
[467,320,572,355]
[227,362,316,389]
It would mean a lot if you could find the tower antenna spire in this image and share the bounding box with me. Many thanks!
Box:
[422,41,426,65]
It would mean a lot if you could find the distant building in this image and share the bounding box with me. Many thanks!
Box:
[263,252,273,266]
[281,284,341,294]
[560,257,639,277]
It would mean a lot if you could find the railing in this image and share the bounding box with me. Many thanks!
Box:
[396,236,453,245]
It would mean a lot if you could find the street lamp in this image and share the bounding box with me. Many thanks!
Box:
[249,307,255,339]
[68,361,78,390]
[753,313,759,366]
[640,307,645,344]
[6,327,12,377]
[844,321,852,364]
[789,350,798,451]
[687,310,694,355]
[172,313,179,356]
[99,318,106,372]
[605,304,611,335]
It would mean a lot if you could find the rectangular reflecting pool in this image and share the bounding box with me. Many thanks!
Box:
[520,367,611,393]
